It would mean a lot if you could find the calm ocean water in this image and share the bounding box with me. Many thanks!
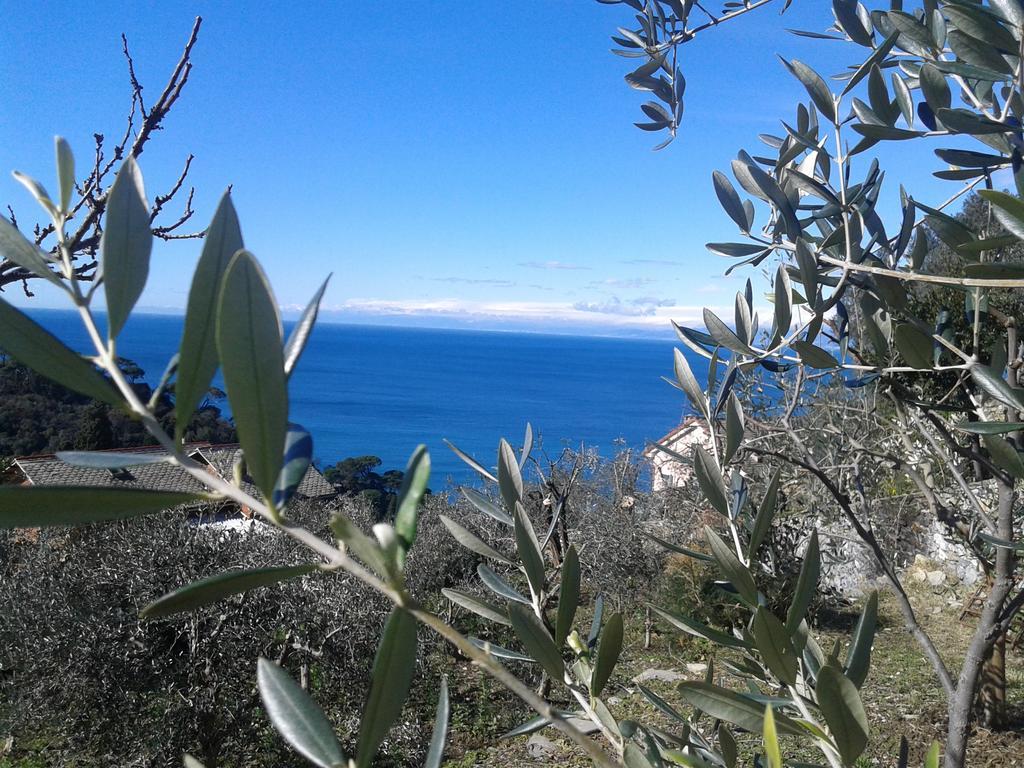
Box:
[26,309,705,485]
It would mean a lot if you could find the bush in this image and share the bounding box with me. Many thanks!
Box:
[0,502,422,767]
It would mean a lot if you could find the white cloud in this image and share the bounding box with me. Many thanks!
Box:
[319,297,731,335]
[518,260,591,271]
[430,276,516,287]
[573,296,677,317]
[587,277,657,289]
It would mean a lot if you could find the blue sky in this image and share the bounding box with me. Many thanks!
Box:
[0,2,960,336]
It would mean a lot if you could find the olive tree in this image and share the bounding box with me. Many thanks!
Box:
[3,1,1005,765]
[599,1,1024,766]
[0,134,896,768]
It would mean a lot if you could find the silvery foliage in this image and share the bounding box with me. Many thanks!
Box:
[7,0,1024,765]
[602,0,1024,766]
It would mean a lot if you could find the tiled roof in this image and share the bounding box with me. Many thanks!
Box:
[193,445,336,500]
[12,443,336,502]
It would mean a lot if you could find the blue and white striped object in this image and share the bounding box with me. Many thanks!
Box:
[272,423,313,509]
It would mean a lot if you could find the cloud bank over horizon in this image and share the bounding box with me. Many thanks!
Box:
[296,297,759,338]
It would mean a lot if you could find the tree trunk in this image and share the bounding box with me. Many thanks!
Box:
[944,480,1016,768]
[978,634,1006,729]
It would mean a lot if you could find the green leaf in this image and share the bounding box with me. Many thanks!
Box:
[638,682,688,724]
[748,470,780,562]
[702,309,750,356]
[851,124,923,140]
[795,239,818,306]
[216,250,288,501]
[356,608,418,768]
[737,161,801,239]
[707,242,768,257]
[816,665,869,765]
[843,31,899,95]
[923,741,941,768]
[947,29,1013,74]
[444,439,498,484]
[773,264,792,342]
[508,603,564,682]
[478,563,530,604]
[706,526,758,605]
[591,612,624,696]
[589,594,604,650]
[887,10,937,54]
[791,340,839,369]
[498,438,524,512]
[894,324,933,370]
[649,604,748,649]
[713,170,750,233]
[0,297,119,405]
[591,697,621,740]
[845,591,878,688]
[944,5,1017,53]
[724,393,745,464]
[513,501,546,601]
[752,608,798,685]
[469,636,535,662]
[979,190,1024,240]
[694,445,729,517]
[970,363,1024,412]
[54,137,75,214]
[720,725,738,768]
[676,682,803,736]
[442,588,511,625]
[394,444,430,566]
[936,149,1010,168]
[833,0,873,46]
[663,749,716,767]
[983,434,1024,479]
[891,72,914,127]
[964,263,1024,279]
[257,657,346,768]
[438,514,513,565]
[0,215,63,289]
[918,63,951,114]
[331,514,392,578]
[460,487,512,526]
[12,171,58,220]
[424,677,449,768]
[101,156,153,340]
[284,275,330,378]
[624,743,656,768]
[519,422,533,470]
[555,544,580,646]
[175,192,244,442]
[783,59,836,122]
[674,348,708,416]
[786,530,820,632]
[763,704,782,768]
[955,421,1024,435]
[500,715,554,740]
[645,531,714,562]
[0,486,206,528]
[991,0,1024,26]
[141,564,316,619]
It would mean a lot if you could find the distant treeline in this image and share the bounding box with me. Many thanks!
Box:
[0,356,236,458]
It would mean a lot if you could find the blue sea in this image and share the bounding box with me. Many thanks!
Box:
[26,310,704,486]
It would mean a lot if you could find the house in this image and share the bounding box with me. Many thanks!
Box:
[4,443,336,514]
[644,417,714,492]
